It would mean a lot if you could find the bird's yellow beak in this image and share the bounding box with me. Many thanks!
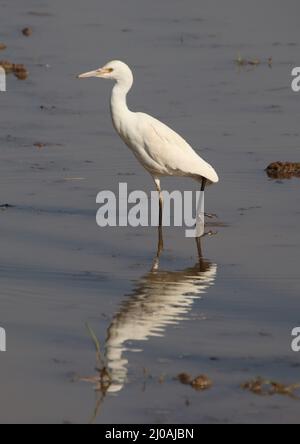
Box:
[77,68,111,79]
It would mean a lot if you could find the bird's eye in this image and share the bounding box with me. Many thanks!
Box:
[107,68,114,73]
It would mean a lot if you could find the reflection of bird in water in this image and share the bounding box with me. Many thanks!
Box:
[105,241,217,393]
[79,239,217,422]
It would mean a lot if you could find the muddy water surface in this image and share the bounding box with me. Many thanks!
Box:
[0,0,300,424]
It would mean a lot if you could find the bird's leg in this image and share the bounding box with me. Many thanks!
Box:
[151,231,163,272]
[159,196,163,230]
[156,203,164,256]
[158,224,164,254]
[196,236,212,273]
[196,230,211,271]
[195,177,207,255]
[200,178,217,219]
[196,235,203,265]
[154,177,164,253]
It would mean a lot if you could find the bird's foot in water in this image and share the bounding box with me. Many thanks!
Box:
[151,228,164,272]
[151,256,160,273]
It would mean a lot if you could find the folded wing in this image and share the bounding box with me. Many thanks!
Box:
[139,113,219,183]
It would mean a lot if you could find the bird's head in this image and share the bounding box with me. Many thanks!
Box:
[78,60,133,86]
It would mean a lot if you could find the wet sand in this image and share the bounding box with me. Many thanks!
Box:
[0,0,300,424]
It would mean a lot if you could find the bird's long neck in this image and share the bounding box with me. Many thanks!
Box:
[110,80,133,132]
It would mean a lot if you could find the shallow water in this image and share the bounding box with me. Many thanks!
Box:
[0,0,300,424]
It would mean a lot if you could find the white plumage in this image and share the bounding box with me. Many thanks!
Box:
[127,112,219,183]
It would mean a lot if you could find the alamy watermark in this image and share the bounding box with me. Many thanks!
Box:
[291,328,300,352]
[96,183,205,238]
[0,327,6,352]
[291,68,300,92]
[0,66,6,92]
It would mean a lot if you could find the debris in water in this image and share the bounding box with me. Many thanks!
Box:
[191,375,213,391]
[34,142,46,149]
[266,162,300,179]
[14,64,29,80]
[76,323,113,423]
[236,55,260,67]
[235,54,273,68]
[242,377,300,398]
[247,58,260,66]
[22,27,33,37]
[177,373,213,391]
[40,105,57,111]
[78,323,112,392]
[178,373,193,385]
[158,374,166,384]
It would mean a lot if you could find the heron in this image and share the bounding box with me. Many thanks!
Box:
[78,60,219,253]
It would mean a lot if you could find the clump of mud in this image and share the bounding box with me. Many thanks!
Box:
[0,60,28,80]
[242,377,300,398]
[266,162,300,179]
[177,373,213,391]
[22,27,33,37]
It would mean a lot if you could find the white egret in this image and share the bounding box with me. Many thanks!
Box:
[78,60,219,250]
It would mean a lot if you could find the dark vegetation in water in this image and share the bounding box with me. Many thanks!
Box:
[77,324,112,392]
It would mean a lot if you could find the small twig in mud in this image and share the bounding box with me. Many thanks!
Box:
[242,377,300,398]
